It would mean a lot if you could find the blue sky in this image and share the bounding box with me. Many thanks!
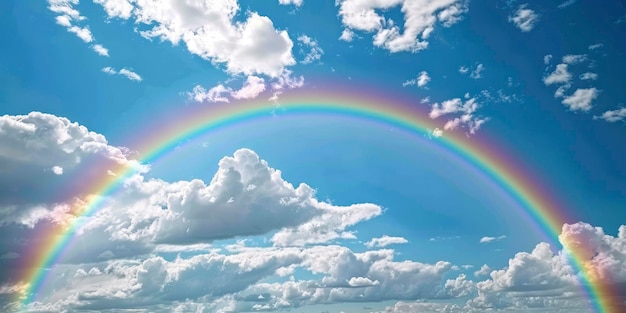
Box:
[0,0,625,312]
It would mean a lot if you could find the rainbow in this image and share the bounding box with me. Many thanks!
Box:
[16,86,618,312]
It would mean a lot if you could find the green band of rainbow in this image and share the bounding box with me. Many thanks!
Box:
[17,87,614,312]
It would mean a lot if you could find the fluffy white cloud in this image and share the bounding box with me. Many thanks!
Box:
[231,76,266,99]
[339,28,355,42]
[479,235,506,244]
[91,44,109,56]
[336,0,468,53]
[101,67,142,81]
[279,0,304,7]
[365,235,408,248]
[509,4,539,32]
[187,84,232,103]
[561,87,598,111]
[429,97,487,135]
[93,0,295,77]
[474,264,491,277]
[595,107,626,122]
[297,35,324,64]
[543,63,572,86]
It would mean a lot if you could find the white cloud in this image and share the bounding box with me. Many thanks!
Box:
[479,235,506,244]
[188,84,232,103]
[119,68,142,82]
[231,76,266,99]
[470,63,484,79]
[51,166,64,175]
[339,28,355,42]
[579,72,598,80]
[101,67,142,82]
[336,0,469,53]
[595,107,626,122]
[458,66,469,74]
[431,128,443,137]
[561,87,598,111]
[402,71,430,88]
[557,0,576,9]
[93,0,134,19]
[508,4,539,32]
[543,63,572,85]
[91,44,109,57]
[429,97,487,134]
[365,235,409,248]
[562,54,587,64]
[67,25,94,43]
[279,0,303,6]
[588,43,603,50]
[297,35,324,64]
[474,264,491,277]
[93,0,295,77]
[544,54,552,64]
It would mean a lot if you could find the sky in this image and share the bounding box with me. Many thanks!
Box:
[0,0,625,312]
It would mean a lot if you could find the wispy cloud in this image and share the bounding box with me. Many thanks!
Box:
[509,4,540,32]
[480,235,506,244]
[101,67,143,82]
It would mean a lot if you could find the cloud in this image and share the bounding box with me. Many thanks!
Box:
[470,64,484,79]
[402,71,430,88]
[297,35,324,64]
[557,0,576,9]
[279,0,303,7]
[544,54,552,64]
[595,107,626,122]
[231,76,266,99]
[93,0,295,77]
[365,235,409,248]
[339,28,355,42]
[479,235,506,243]
[579,72,598,80]
[588,43,603,50]
[91,44,109,57]
[561,87,598,111]
[474,264,491,277]
[187,84,232,103]
[458,66,469,74]
[101,67,142,82]
[336,0,469,53]
[562,54,587,64]
[508,4,539,32]
[429,97,487,135]
[47,0,110,56]
[543,63,572,86]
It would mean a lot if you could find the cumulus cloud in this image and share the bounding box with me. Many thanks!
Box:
[279,0,303,6]
[231,76,266,99]
[92,0,295,77]
[509,4,539,32]
[336,0,469,53]
[365,235,408,248]
[543,63,572,86]
[3,112,625,312]
[562,54,587,64]
[479,235,506,244]
[561,87,598,111]
[339,28,355,42]
[428,97,487,134]
[297,35,324,64]
[595,107,626,122]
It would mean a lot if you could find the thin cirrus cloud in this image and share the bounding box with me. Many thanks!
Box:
[101,67,143,82]
[479,235,507,244]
